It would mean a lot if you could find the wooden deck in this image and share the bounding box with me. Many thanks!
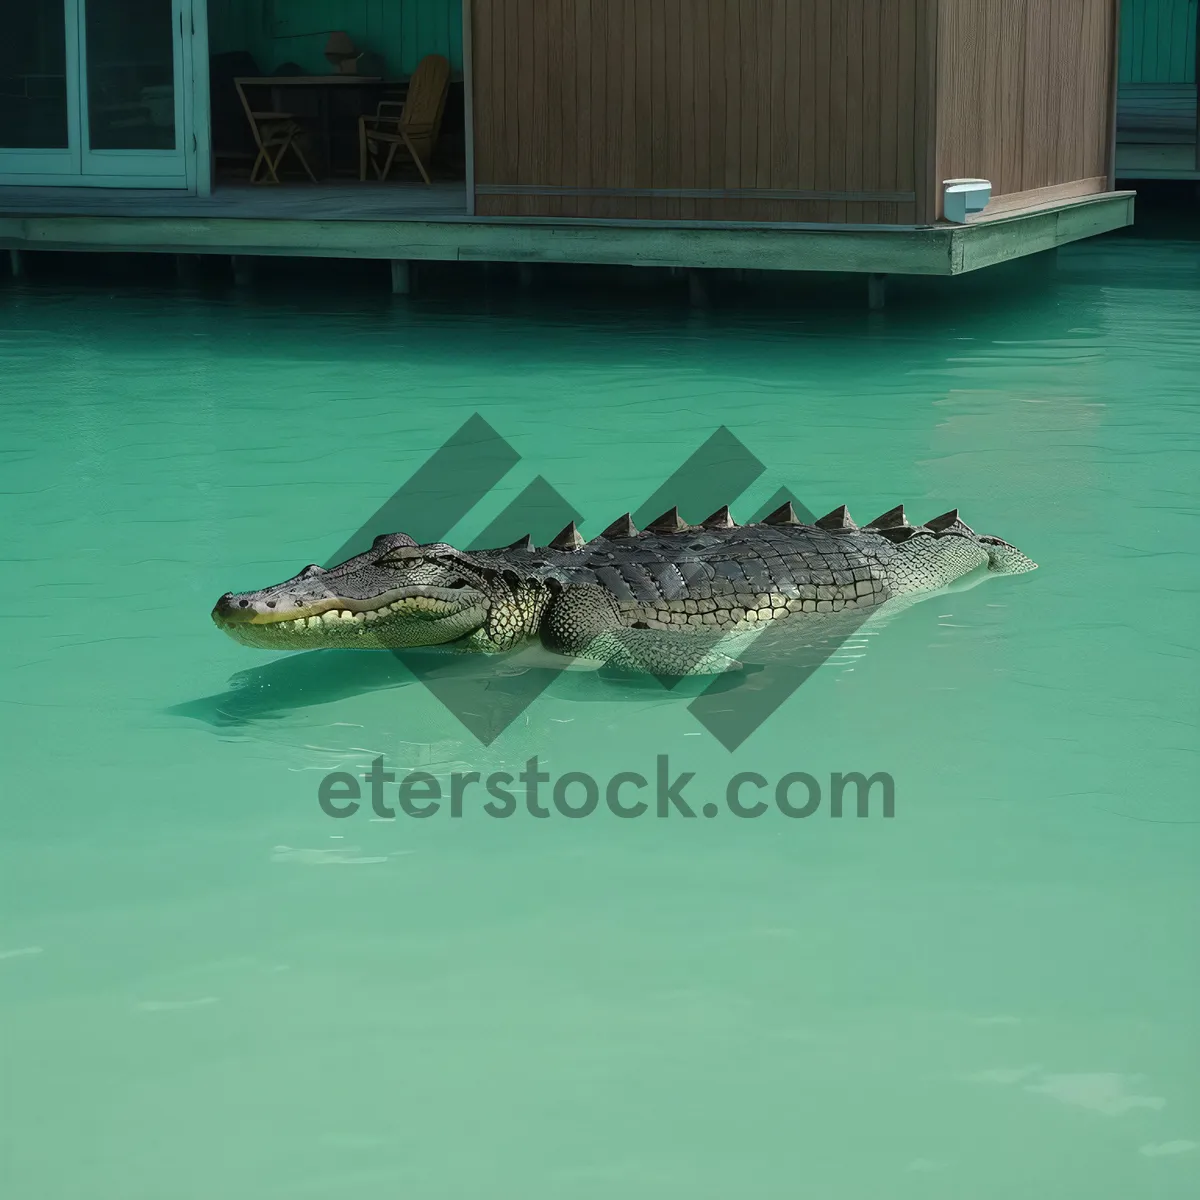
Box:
[0,183,470,221]
[0,184,1134,278]
[1114,83,1200,180]
[1116,143,1200,180]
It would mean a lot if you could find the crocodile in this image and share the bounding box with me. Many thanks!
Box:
[212,503,1036,675]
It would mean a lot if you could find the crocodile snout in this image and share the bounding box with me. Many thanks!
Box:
[212,589,304,625]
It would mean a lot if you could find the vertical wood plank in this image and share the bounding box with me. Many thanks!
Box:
[813,0,831,220]
[1000,0,1026,193]
[862,0,881,193]
[763,0,783,197]
[709,0,727,194]
[773,0,794,194]
[828,0,849,219]
[798,0,816,190]
[895,0,916,200]
[590,0,610,214]
[634,0,654,215]
[659,0,680,219]
[846,0,864,204]
[619,0,636,197]
[1023,0,1053,188]
[743,0,763,191]
[546,0,565,213]
[506,0,522,209]
[877,0,899,219]
[915,0,937,222]
[680,0,699,218]
[724,0,742,189]
[574,1,592,190]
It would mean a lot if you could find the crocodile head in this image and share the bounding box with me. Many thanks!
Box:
[212,533,503,651]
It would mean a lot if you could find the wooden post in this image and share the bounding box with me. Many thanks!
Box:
[687,269,708,307]
[517,263,534,289]
[390,259,412,294]
[9,249,25,279]
[868,273,887,310]
[231,255,254,286]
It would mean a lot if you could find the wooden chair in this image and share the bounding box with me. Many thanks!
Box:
[358,55,450,184]
[235,80,318,185]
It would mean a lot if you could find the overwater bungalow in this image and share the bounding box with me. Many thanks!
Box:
[1,1,1135,302]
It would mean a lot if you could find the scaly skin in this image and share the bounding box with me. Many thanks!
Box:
[212,503,1036,675]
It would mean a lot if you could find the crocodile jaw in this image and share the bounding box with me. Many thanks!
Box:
[212,588,488,650]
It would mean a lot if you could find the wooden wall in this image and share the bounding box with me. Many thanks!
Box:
[934,0,1117,214]
[1120,0,1197,83]
[468,0,1119,225]
[471,0,933,224]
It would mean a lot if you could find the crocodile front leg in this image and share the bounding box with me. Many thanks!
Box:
[541,585,744,675]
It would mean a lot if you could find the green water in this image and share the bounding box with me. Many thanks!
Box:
[1,241,1198,1200]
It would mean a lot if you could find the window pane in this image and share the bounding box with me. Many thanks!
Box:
[0,1,69,149]
[86,0,176,151]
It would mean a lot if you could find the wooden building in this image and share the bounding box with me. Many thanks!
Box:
[1114,0,1199,180]
[1,1,1134,291]
[472,0,1122,224]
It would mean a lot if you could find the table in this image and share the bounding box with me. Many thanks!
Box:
[235,76,386,178]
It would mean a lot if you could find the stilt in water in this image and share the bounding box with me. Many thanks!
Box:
[390,259,412,295]
[868,273,887,311]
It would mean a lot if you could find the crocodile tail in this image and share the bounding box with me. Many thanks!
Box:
[978,535,1038,575]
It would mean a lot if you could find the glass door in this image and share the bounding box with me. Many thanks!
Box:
[79,0,186,180]
[0,0,191,187]
[0,0,80,177]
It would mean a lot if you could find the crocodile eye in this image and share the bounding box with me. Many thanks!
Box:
[378,553,425,569]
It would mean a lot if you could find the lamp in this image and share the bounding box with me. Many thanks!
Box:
[324,31,359,75]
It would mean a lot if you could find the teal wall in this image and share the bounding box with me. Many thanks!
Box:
[1120,0,1197,83]
[208,0,463,78]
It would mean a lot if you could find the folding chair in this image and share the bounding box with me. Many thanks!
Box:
[235,80,318,185]
[358,55,450,185]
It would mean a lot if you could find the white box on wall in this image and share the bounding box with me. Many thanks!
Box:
[943,179,993,223]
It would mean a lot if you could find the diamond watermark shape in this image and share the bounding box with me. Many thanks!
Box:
[333,417,864,749]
